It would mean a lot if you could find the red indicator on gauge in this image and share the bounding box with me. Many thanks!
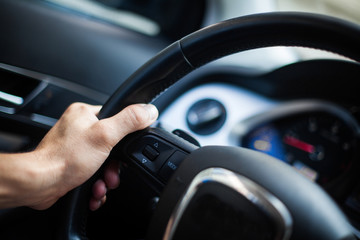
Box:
[283,135,315,154]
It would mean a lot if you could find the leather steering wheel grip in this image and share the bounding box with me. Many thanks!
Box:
[60,12,360,240]
[99,11,360,119]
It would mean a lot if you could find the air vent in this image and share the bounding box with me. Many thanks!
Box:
[0,68,40,109]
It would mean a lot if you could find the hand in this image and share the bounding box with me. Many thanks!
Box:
[0,103,158,210]
[90,159,121,211]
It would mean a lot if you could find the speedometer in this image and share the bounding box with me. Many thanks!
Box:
[235,100,359,186]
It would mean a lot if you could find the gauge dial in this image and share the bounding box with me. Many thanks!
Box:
[278,113,355,184]
[239,101,359,186]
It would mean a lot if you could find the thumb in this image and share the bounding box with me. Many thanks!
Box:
[99,104,158,144]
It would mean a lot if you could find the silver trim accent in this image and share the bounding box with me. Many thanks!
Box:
[0,91,23,105]
[30,113,58,127]
[163,168,292,240]
[0,106,15,114]
[158,83,278,147]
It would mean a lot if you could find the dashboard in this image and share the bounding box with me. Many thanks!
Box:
[1,0,360,239]
[160,86,358,187]
[155,58,360,235]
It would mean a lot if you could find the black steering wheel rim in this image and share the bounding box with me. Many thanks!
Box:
[61,12,360,240]
[98,11,360,119]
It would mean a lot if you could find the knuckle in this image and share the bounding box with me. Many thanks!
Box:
[65,102,88,114]
[68,102,83,110]
[124,105,148,129]
[93,121,117,146]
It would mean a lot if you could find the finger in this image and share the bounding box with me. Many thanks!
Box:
[101,195,106,205]
[114,104,158,133]
[92,179,107,200]
[104,160,120,190]
[100,104,158,140]
[89,195,106,211]
[89,197,101,211]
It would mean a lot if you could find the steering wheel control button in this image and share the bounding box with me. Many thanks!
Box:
[129,135,176,174]
[142,145,160,161]
[186,99,226,135]
[172,129,201,147]
[159,151,187,182]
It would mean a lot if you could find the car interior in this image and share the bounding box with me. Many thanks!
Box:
[1,0,360,239]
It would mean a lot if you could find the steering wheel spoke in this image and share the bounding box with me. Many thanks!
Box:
[63,12,360,240]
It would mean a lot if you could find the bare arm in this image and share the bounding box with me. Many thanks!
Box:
[0,103,158,210]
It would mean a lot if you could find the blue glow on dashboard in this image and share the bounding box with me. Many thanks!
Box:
[244,125,287,163]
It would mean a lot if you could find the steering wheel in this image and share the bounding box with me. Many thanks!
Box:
[59,12,360,240]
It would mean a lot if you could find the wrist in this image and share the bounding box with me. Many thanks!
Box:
[0,150,65,209]
[28,148,67,209]
[0,151,41,208]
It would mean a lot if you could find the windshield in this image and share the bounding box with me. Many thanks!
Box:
[44,0,360,39]
[42,0,357,71]
[277,0,360,24]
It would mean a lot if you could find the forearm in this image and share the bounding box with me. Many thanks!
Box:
[0,151,62,209]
